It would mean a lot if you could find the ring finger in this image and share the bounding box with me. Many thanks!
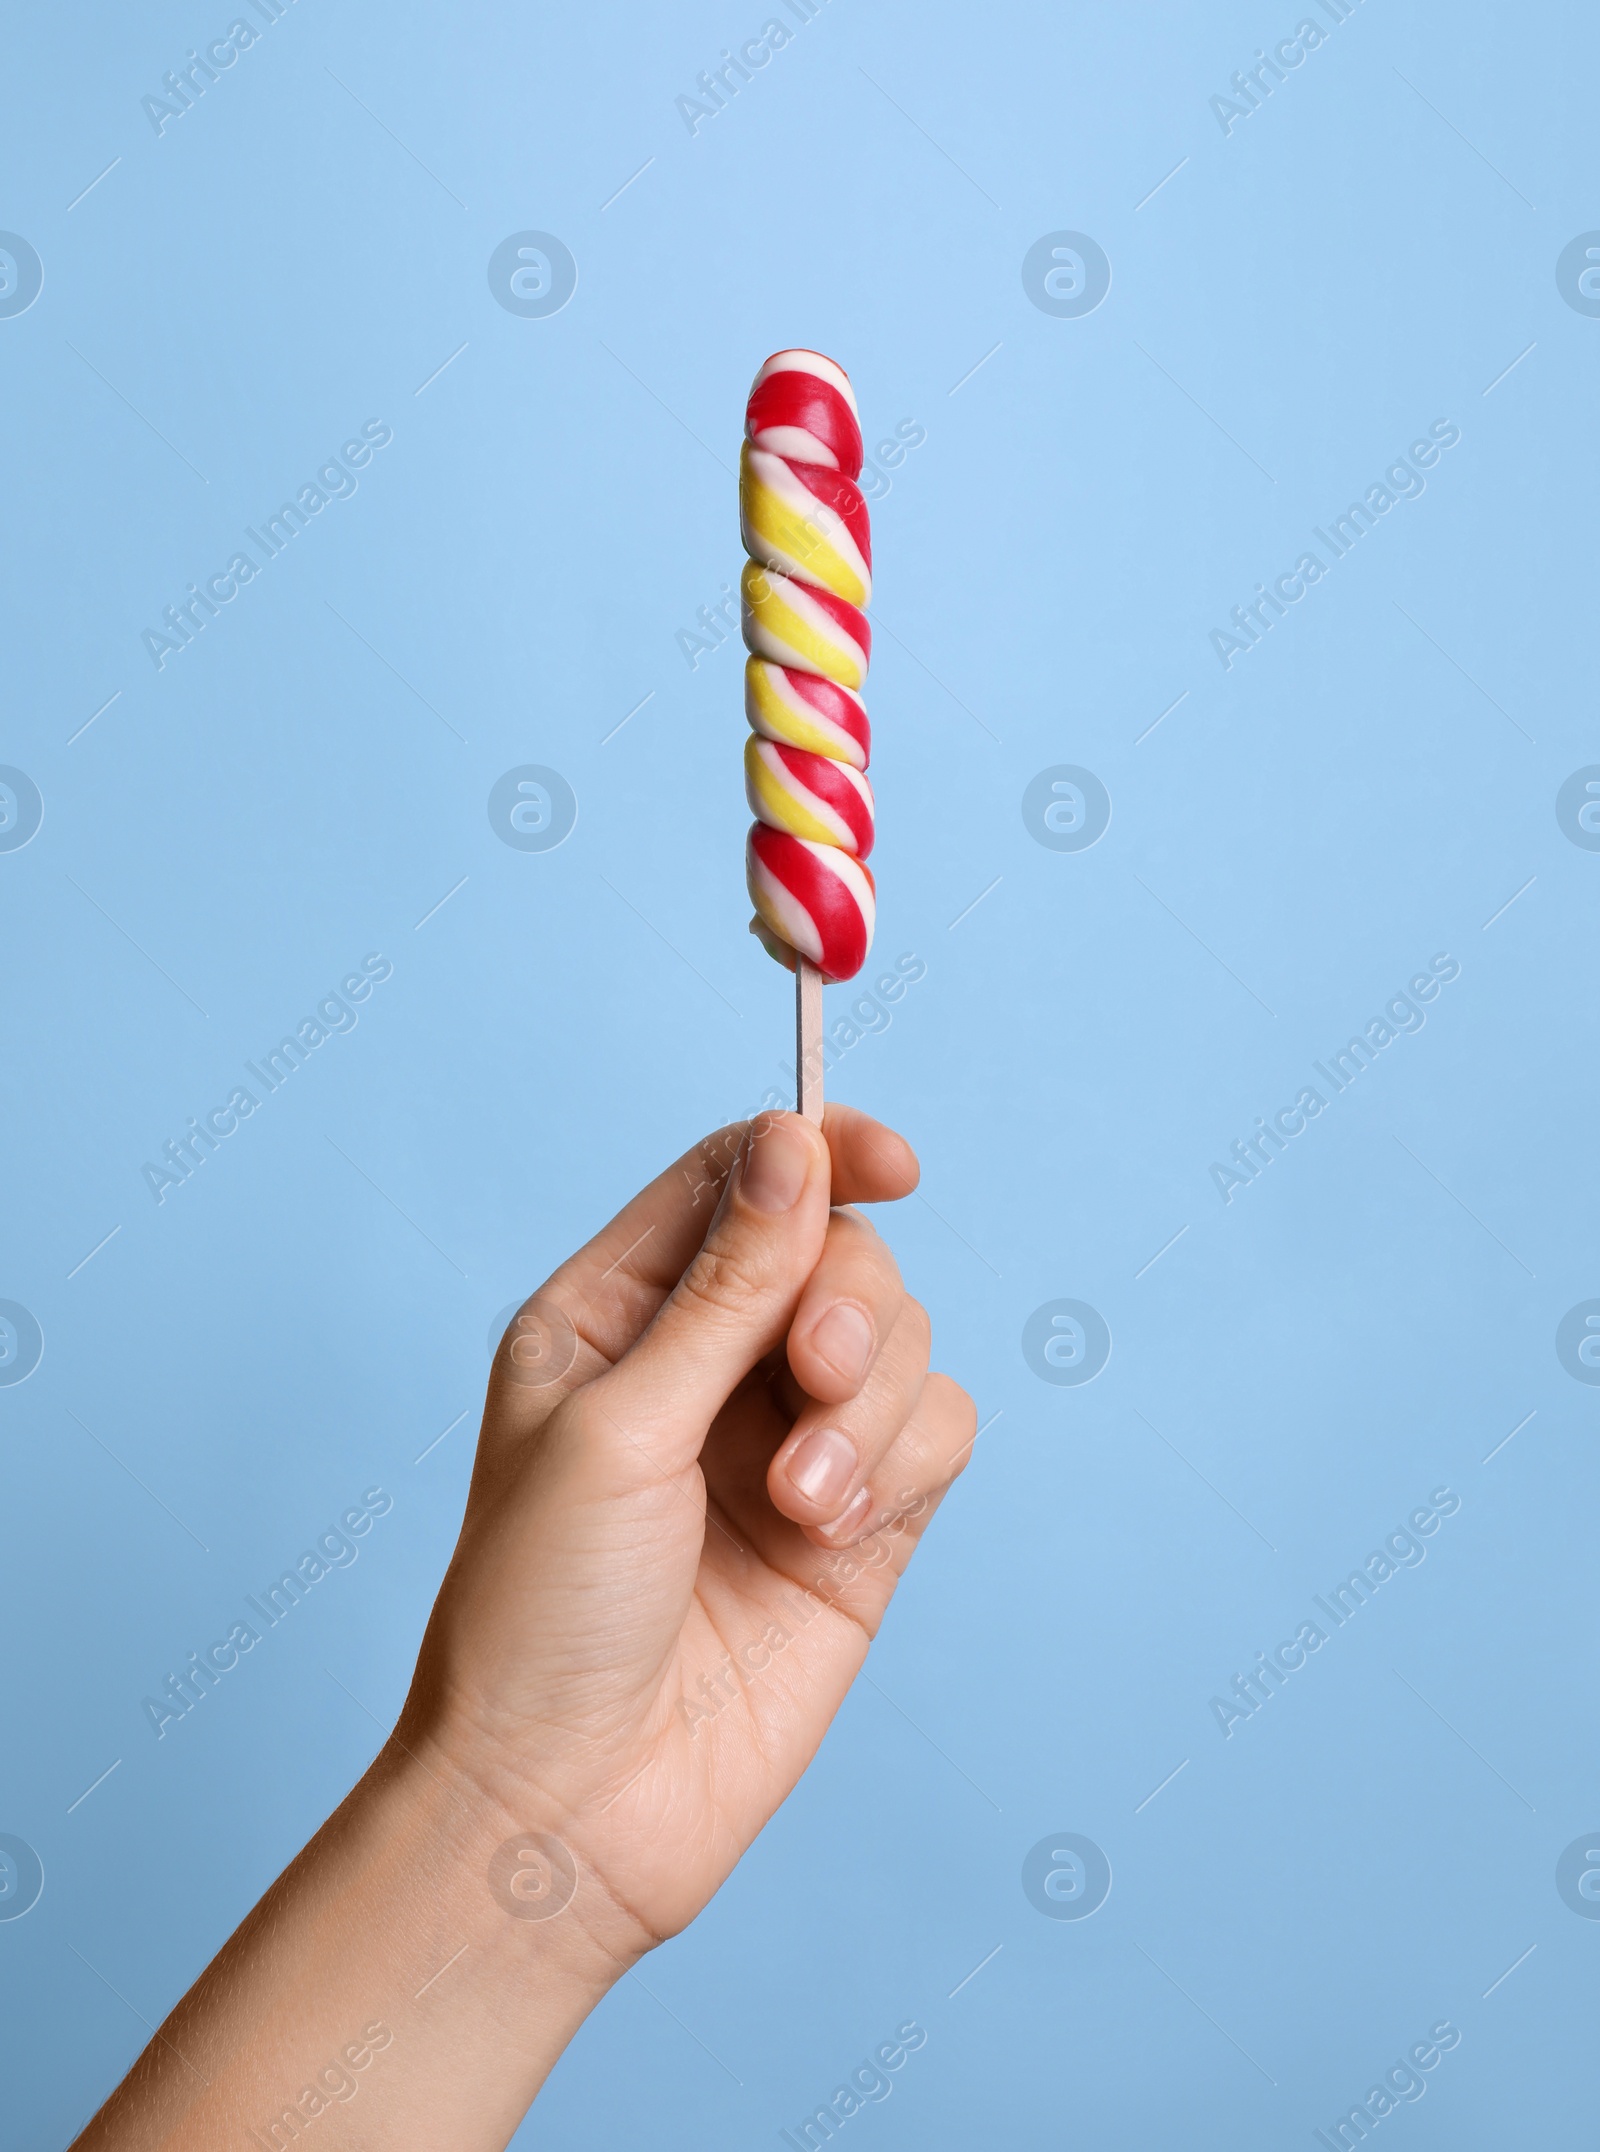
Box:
[767,1295,932,1540]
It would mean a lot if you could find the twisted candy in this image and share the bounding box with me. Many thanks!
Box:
[745,661,870,768]
[745,737,874,856]
[741,350,875,982]
[740,559,870,692]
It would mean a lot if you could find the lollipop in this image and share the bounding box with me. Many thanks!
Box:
[740,350,875,1119]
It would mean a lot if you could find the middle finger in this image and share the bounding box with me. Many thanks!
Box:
[785,1205,906,1406]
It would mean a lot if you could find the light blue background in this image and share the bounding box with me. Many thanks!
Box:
[4,0,1598,2143]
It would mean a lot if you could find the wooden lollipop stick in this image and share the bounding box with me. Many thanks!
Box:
[796,958,824,1123]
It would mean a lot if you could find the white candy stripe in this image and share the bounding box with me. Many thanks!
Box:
[745,661,869,767]
[811,842,877,937]
[748,847,823,964]
[747,737,874,849]
[750,426,825,466]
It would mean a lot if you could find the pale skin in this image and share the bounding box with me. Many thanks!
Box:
[73,1107,974,2151]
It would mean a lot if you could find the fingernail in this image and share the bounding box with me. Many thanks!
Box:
[817,1486,874,1543]
[741,1117,811,1215]
[786,1425,858,1510]
[808,1302,874,1387]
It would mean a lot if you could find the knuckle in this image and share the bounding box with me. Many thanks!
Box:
[678,1237,771,1316]
[862,1239,904,1302]
[926,1370,977,1444]
[550,1389,591,1452]
[934,1368,976,1415]
[827,1204,889,1265]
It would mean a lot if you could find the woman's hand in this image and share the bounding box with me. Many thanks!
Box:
[405,1104,976,1957]
[73,1107,973,2151]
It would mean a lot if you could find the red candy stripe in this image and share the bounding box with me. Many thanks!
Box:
[745,351,864,479]
[747,824,876,983]
[764,572,873,671]
[745,662,872,769]
[772,455,872,575]
[746,737,876,857]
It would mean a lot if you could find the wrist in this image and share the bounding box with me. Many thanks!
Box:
[381,1688,659,1993]
[372,1722,638,2019]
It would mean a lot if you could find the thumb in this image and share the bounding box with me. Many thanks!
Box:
[582,1111,831,1470]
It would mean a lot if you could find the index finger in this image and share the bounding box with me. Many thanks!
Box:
[821,1103,919,1203]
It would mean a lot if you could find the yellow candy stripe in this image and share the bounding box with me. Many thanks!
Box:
[744,737,836,844]
[739,443,870,608]
[740,559,868,692]
[743,734,875,852]
[743,659,868,767]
